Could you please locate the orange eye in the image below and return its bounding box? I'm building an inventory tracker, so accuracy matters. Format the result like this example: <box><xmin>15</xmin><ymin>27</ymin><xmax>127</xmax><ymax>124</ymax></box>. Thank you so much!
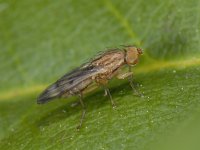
<box><xmin>126</xmin><ymin>47</ymin><xmax>138</xmax><ymax>65</ymax></box>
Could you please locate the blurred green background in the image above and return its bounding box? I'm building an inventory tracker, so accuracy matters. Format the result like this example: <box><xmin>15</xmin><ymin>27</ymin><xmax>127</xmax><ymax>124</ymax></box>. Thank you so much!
<box><xmin>0</xmin><ymin>0</ymin><xmax>200</xmax><ymax>149</ymax></box>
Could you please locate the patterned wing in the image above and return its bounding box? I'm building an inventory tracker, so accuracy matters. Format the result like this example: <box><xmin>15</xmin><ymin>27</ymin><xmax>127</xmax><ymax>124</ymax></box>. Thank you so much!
<box><xmin>37</xmin><ymin>65</ymin><xmax>102</xmax><ymax>104</ymax></box>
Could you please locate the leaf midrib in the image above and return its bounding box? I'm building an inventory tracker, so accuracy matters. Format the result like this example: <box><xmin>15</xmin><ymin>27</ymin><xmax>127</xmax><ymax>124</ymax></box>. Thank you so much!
<box><xmin>0</xmin><ymin>57</ymin><xmax>199</xmax><ymax>101</ymax></box>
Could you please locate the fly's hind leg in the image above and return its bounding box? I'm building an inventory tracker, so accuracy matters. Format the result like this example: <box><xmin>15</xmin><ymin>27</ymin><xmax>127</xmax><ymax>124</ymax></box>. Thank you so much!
<box><xmin>76</xmin><ymin>92</ymin><xmax>86</xmax><ymax>130</ymax></box>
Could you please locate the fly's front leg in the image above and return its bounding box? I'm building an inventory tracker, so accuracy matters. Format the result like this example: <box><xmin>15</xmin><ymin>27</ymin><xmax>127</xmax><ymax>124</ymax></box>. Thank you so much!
<box><xmin>117</xmin><ymin>72</ymin><xmax>133</xmax><ymax>80</ymax></box>
<box><xmin>76</xmin><ymin>92</ymin><xmax>86</xmax><ymax>130</ymax></box>
<box><xmin>128</xmin><ymin>66</ymin><xmax>143</xmax><ymax>97</ymax></box>
<box><xmin>117</xmin><ymin>66</ymin><xmax>143</xmax><ymax>97</ymax></box>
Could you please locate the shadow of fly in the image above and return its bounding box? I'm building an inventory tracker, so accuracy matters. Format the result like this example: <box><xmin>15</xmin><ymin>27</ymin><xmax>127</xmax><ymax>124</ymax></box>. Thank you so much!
<box><xmin>37</xmin><ymin>45</ymin><xmax>143</xmax><ymax>129</ymax></box>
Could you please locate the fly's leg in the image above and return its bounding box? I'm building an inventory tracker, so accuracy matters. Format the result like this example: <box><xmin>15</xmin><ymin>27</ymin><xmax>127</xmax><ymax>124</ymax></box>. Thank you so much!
<box><xmin>117</xmin><ymin>67</ymin><xmax>143</xmax><ymax>97</ymax></box>
<box><xmin>128</xmin><ymin>66</ymin><xmax>143</xmax><ymax>97</ymax></box>
<box><xmin>104</xmin><ymin>86</ymin><xmax>116</xmax><ymax>108</ymax></box>
<box><xmin>116</xmin><ymin>72</ymin><xmax>133</xmax><ymax>80</ymax></box>
<box><xmin>76</xmin><ymin>92</ymin><xmax>86</xmax><ymax>130</ymax></box>
<box><xmin>95</xmin><ymin>78</ymin><xmax>116</xmax><ymax>108</ymax></box>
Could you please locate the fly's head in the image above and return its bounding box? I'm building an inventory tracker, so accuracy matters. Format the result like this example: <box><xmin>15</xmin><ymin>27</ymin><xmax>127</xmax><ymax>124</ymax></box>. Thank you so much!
<box><xmin>124</xmin><ymin>46</ymin><xmax>143</xmax><ymax>66</ymax></box>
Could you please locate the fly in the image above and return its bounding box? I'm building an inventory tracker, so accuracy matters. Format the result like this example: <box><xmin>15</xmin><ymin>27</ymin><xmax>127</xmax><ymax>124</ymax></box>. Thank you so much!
<box><xmin>37</xmin><ymin>45</ymin><xmax>143</xmax><ymax>129</ymax></box>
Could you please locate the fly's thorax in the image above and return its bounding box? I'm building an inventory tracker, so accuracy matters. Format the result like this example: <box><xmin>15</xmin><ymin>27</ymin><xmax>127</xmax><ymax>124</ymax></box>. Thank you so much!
<box><xmin>124</xmin><ymin>46</ymin><xmax>143</xmax><ymax>66</ymax></box>
<box><xmin>92</xmin><ymin>51</ymin><xmax>124</xmax><ymax>66</ymax></box>
<box><xmin>91</xmin><ymin>51</ymin><xmax>125</xmax><ymax>79</ymax></box>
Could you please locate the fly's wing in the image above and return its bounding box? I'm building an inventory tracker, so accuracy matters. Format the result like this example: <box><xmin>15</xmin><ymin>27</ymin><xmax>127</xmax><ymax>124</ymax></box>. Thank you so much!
<box><xmin>37</xmin><ymin>65</ymin><xmax>102</xmax><ymax>104</ymax></box>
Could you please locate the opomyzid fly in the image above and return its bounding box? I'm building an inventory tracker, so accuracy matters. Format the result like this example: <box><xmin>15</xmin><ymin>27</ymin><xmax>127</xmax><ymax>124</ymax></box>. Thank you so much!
<box><xmin>37</xmin><ymin>46</ymin><xmax>143</xmax><ymax>129</ymax></box>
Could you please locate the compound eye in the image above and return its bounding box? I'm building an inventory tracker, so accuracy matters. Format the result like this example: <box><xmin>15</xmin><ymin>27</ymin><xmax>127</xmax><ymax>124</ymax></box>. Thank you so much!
<box><xmin>126</xmin><ymin>47</ymin><xmax>138</xmax><ymax>65</ymax></box>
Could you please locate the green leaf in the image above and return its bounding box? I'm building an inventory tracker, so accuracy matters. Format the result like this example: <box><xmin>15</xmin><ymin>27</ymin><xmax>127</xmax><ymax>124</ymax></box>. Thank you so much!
<box><xmin>0</xmin><ymin>0</ymin><xmax>200</xmax><ymax>149</ymax></box>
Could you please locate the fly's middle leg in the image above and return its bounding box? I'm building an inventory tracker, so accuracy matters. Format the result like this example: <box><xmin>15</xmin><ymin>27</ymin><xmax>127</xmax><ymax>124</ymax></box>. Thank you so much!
<box><xmin>95</xmin><ymin>78</ymin><xmax>116</xmax><ymax>108</ymax></box>
<box><xmin>104</xmin><ymin>86</ymin><xmax>116</xmax><ymax>108</ymax></box>
<box><xmin>76</xmin><ymin>92</ymin><xmax>86</xmax><ymax>130</ymax></box>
